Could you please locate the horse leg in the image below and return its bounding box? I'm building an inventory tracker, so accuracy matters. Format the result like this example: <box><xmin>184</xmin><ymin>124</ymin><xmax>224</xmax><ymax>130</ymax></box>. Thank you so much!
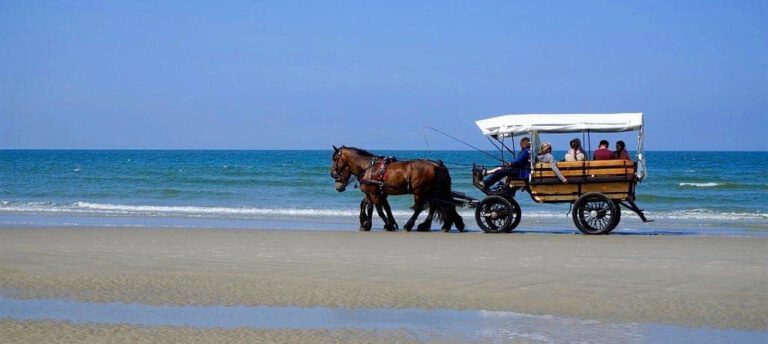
<box><xmin>359</xmin><ymin>197</ymin><xmax>372</xmax><ymax>231</ymax></box>
<box><xmin>366</xmin><ymin>192</ymin><xmax>390</xmax><ymax>231</ymax></box>
<box><xmin>364</xmin><ymin>191</ymin><xmax>378</xmax><ymax>231</ymax></box>
<box><xmin>403</xmin><ymin>197</ymin><xmax>425</xmax><ymax>232</ymax></box>
<box><xmin>381</xmin><ymin>196</ymin><xmax>398</xmax><ymax>231</ymax></box>
<box><xmin>359</xmin><ymin>198</ymin><xmax>366</xmax><ymax>230</ymax></box>
<box><xmin>417</xmin><ymin>201</ymin><xmax>436</xmax><ymax>231</ymax></box>
<box><xmin>373</xmin><ymin>203</ymin><xmax>393</xmax><ymax>231</ymax></box>
<box><xmin>375</xmin><ymin>205</ymin><xmax>388</xmax><ymax>225</ymax></box>
<box><xmin>366</xmin><ymin>200</ymin><xmax>374</xmax><ymax>228</ymax></box>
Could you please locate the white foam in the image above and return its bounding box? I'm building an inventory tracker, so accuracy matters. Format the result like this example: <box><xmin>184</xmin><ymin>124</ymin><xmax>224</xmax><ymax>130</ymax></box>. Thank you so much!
<box><xmin>653</xmin><ymin>209</ymin><xmax>768</xmax><ymax>221</ymax></box>
<box><xmin>0</xmin><ymin>201</ymin><xmax>766</xmax><ymax>223</ymax></box>
<box><xmin>73</xmin><ymin>202</ymin><xmax>363</xmax><ymax>217</ymax></box>
<box><xmin>679</xmin><ymin>182</ymin><xmax>720</xmax><ymax>187</ymax></box>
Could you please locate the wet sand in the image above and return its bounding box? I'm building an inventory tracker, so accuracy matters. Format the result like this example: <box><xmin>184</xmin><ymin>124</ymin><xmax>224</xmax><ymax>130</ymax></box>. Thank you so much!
<box><xmin>0</xmin><ymin>319</ymin><xmax>422</xmax><ymax>344</ymax></box>
<box><xmin>0</xmin><ymin>227</ymin><xmax>766</xmax><ymax>341</ymax></box>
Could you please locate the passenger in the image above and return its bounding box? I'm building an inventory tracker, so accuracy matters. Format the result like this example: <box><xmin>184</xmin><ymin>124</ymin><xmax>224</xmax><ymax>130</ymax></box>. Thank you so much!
<box><xmin>592</xmin><ymin>140</ymin><xmax>614</xmax><ymax>160</ymax></box>
<box><xmin>537</xmin><ymin>142</ymin><xmax>567</xmax><ymax>183</ymax></box>
<box><xmin>565</xmin><ymin>138</ymin><xmax>585</xmax><ymax>162</ymax></box>
<box><xmin>614</xmin><ymin>140</ymin><xmax>631</xmax><ymax>161</ymax></box>
<box><xmin>477</xmin><ymin>137</ymin><xmax>531</xmax><ymax>190</ymax></box>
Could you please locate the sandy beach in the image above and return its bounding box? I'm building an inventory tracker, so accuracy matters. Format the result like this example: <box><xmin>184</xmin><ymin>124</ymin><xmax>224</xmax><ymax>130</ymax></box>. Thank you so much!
<box><xmin>1</xmin><ymin>227</ymin><xmax>766</xmax><ymax>342</ymax></box>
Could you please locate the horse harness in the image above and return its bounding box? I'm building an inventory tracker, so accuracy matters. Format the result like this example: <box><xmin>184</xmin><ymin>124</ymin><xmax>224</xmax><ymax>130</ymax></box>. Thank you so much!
<box><xmin>360</xmin><ymin>156</ymin><xmax>398</xmax><ymax>192</ymax></box>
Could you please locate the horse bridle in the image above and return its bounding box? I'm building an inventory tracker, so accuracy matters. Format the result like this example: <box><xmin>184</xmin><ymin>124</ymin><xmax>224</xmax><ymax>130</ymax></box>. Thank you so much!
<box><xmin>332</xmin><ymin>149</ymin><xmax>390</xmax><ymax>188</ymax></box>
<box><xmin>331</xmin><ymin>151</ymin><xmax>353</xmax><ymax>187</ymax></box>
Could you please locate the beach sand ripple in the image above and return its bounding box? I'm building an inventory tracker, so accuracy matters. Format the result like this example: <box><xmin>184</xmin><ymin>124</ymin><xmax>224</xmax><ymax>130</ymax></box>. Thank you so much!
<box><xmin>0</xmin><ymin>228</ymin><xmax>766</xmax><ymax>333</ymax></box>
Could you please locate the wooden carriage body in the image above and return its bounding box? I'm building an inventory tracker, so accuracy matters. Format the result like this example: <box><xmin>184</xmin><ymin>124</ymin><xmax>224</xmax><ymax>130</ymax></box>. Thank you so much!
<box><xmin>527</xmin><ymin>160</ymin><xmax>636</xmax><ymax>203</ymax></box>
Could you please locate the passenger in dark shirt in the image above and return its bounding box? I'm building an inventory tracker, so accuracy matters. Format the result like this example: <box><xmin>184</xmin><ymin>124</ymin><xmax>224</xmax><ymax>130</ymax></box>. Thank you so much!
<box><xmin>477</xmin><ymin>137</ymin><xmax>531</xmax><ymax>190</ymax></box>
<box><xmin>592</xmin><ymin>140</ymin><xmax>614</xmax><ymax>160</ymax></box>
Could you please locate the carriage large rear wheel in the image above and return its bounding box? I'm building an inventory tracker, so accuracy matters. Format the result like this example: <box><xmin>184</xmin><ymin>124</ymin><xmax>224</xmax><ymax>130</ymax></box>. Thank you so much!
<box><xmin>572</xmin><ymin>193</ymin><xmax>620</xmax><ymax>235</ymax></box>
<box><xmin>475</xmin><ymin>195</ymin><xmax>521</xmax><ymax>233</ymax></box>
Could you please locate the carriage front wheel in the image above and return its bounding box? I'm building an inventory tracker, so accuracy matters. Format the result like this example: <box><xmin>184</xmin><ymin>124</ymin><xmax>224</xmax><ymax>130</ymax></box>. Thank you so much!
<box><xmin>572</xmin><ymin>193</ymin><xmax>620</xmax><ymax>235</ymax></box>
<box><xmin>475</xmin><ymin>195</ymin><xmax>522</xmax><ymax>233</ymax></box>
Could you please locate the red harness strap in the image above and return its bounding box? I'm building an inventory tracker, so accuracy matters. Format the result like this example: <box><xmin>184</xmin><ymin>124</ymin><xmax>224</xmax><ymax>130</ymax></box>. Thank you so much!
<box><xmin>360</xmin><ymin>157</ymin><xmax>394</xmax><ymax>189</ymax></box>
<box><xmin>376</xmin><ymin>160</ymin><xmax>387</xmax><ymax>182</ymax></box>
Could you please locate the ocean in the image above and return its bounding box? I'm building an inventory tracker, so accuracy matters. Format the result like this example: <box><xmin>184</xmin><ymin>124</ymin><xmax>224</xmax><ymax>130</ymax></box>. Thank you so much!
<box><xmin>1</xmin><ymin>150</ymin><xmax>766</xmax><ymax>235</ymax></box>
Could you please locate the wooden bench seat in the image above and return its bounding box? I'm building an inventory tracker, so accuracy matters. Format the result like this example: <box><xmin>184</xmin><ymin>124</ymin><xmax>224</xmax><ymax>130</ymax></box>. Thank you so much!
<box><xmin>533</xmin><ymin>160</ymin><xmax>635</xmax><ymax>180</ymax></box>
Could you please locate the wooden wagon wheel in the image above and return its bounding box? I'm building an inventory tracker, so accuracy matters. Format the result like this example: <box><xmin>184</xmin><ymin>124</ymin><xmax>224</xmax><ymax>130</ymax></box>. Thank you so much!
<box><xmin>572</xmin><ymin>193</ymin><xmax>619</xmax><ymax>235</ymax></box>
<box><xmin>475</xmin><ymin>195</ymin><xmax>522</xmax><ymax>233</ymax></box>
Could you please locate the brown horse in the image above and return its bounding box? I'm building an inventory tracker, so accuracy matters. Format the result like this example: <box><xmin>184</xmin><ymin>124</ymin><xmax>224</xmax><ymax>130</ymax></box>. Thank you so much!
<box><xmin>330</xmin><ymin>145</ymin><xmax>464</xmax><ymax>232</ymax></box>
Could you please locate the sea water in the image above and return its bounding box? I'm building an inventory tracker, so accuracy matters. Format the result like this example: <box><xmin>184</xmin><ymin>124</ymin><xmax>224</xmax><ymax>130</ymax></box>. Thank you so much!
<box><xmin>1</xmin><ymin>150</ymin><xmax>766</xmax><ymax>234</ymax></box>
<box><xmin>1</xmin><ymin>296</ymin><xmax>765</xmax><ymax>343</ymax></box>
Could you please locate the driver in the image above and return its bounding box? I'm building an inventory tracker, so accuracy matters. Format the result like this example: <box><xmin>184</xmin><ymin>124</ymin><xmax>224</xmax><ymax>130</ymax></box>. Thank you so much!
<box><xmin>476</xmin><ymin>137</ymin><xmax>531</xmax><ymax>190</ymax></box>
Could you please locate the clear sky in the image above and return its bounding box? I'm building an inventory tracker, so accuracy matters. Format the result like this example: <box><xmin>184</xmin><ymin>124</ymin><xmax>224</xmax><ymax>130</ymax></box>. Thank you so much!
<box><xmin>1</xmin><ymin>1</ymin><xmax>766</xmax><ymax>151</ymax></box>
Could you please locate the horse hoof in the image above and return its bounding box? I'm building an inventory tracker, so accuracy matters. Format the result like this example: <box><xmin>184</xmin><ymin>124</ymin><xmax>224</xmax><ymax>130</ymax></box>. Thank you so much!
<box><xmin>359</xmin><ymin>227</ymin><xmax>371</xmax><ymax>232</ymax></box>
<box><xmin>441</xmin><ymin>228</ymin><xmax>451</xmax><ymax>233</ymax></box>
<box><xmin>416</xmin><ymin>224</ymin><xmax>431</xmax><ymax>231</ymax></box>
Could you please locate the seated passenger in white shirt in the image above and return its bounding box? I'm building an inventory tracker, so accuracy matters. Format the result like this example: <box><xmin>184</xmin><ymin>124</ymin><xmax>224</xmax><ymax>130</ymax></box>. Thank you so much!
<box><xmin>564</xmin><ymin>138</ymin><xmax>585</xmax><ymax>162</ymax></box>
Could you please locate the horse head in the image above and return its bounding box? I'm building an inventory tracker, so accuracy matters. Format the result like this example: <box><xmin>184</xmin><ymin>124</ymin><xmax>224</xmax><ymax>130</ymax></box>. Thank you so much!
<box><xmin>330</xmin><ymin>145</ymin><xmax>352</xmax><ymax>192</ymax></box>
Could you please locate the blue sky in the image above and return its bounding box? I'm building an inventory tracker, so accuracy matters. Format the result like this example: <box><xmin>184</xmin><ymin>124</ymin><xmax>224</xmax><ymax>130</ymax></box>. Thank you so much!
<box><xmin>1</xmin><ymin>1</ymin><xmax>766</xmax><ymax>151</ymax></box>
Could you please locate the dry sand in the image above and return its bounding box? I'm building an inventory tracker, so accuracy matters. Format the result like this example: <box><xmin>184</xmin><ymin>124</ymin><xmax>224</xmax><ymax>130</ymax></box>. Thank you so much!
<box><xmin>0</xmin><ymin>227</ymin><xmax>766</xmax><ymax>341</ymax></box>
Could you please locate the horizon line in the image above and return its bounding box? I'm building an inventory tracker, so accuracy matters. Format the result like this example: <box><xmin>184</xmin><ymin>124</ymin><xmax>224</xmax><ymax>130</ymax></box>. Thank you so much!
<box><xmin>2</xmin><ymin>148</ymin><xmax>767</xmax><ymax>153</ymax></box>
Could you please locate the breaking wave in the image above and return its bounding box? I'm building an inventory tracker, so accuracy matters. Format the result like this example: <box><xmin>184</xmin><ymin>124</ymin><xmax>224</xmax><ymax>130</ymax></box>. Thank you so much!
<box><xmin>0</xmin><ymin>201</ymin><xmax>766</xmax><ymax>223</ymax></box>
<box><xmin>679</xmin><ymin>182</ymin><xmax>721</xmax><ymax>187</ymax></box>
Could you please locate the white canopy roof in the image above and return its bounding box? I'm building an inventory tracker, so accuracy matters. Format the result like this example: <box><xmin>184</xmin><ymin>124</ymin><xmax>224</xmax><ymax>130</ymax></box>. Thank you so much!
<box><xmin>476</xmin><ymin>113</ymin><xmax>643</xmax><ymax>137</ymax></box>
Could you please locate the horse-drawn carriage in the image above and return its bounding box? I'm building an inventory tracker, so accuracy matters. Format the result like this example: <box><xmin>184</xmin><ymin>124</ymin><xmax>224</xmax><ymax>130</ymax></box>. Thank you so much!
<box><xmin>452</xmin><ymin>113</ymin><xmax>652</xmax><ymax>234</ymax></box>
<box><xmin>331</xmin><ymin>113</ymin><xmax>650</xmax><ymax>234</ymax></box>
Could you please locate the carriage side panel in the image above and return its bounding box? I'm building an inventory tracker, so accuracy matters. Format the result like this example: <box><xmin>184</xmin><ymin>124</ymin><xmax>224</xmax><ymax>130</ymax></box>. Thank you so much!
<box><xmin>529</xmin><ymin>160</ymin><xmax>636</xmax><ymax>203</ymax></box>
<box><xmin>529</xmin><ymin>182</ymin><xmax>632</xmax><ymax>202</ymax></box>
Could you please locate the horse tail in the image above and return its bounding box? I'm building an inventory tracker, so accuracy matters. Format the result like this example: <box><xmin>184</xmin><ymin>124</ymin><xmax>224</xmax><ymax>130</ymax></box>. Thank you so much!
<box><xmin>433</xmin><ymin>201</ymin><xmax>465</xmax><ymax>231</ymax></box>
<box><xmin>451</xmin><ymin>205</ymin><xmax>465</xmax><ymax>231</ymax></box>
<box><xmin>431</xmin><ymin>165</ymin><xmax>463</xmax><ymax>231</ymax></box>
<box><xmin>434</xmin><ymin>201</ymin><xmax>450</xmax><ymax>224</ymax></box>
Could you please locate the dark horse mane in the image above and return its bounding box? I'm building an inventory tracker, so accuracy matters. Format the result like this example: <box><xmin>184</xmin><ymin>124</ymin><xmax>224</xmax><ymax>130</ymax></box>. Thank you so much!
<box><xmin>342</xmin><ymin>146</ymin><xmax>444</xmax><ymax>166</ymax></box>
<box><xmin>341</xmin><ymin>146</ymin><xmax>375</xmax><ymax>158</ymax></box>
